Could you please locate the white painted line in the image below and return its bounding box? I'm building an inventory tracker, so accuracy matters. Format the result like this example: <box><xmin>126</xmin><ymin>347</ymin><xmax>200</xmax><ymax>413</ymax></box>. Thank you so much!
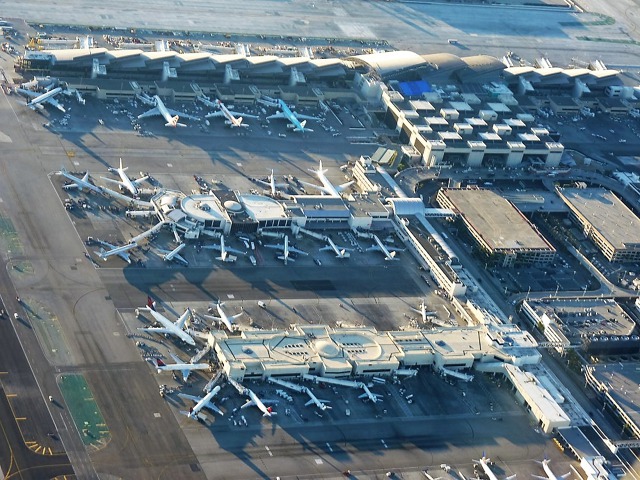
<box><xmin>154</xmin><ymin>412</ymin><xmax>161</xmax><ymax>418</ymax></box>
<box><xmin>236</xmin><ymin>162</ymin><xmax>243</xmax><ymax>167</ymax></box>
<box><xmin>315</xmin><ymin>458</ymin><xmax>323</xmax><ymax>465</ymax></box>
<box><xmin>381</xmin><ymin>439</ymin><xmax>388</xmax><ymax>449</ymax></box>
<box><xmin>167</xmin><ymin>163</ymin><xmax>173</xmax><ymax>168</ymax></box>
<box><xmin>73</xmin><ymin>161</ymin><xmax>80</xmax><ymax>166</ymax></box>
<box><xmin>265</xmin><ymin>446</ymin><xmax>273</xmax><ymax>457</ymax></box>
<box><xmin>326</xmin><ymin>442</ymin><xmax>333</xmax><ymax>452</ymax></box>
<box><xmin>227</xmin><ymin>294</ymin><xmax>235</xmax><ymax>299</ymax></box>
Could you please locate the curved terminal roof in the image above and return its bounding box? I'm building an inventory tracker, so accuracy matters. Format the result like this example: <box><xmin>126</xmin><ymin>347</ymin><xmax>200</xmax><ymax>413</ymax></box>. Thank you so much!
<box><xmin>180</xmin><ymin>194</ymin><xmax>228</xmax><ymax>223</ymax></box>
<box><xmin>348</xmin><ymin>50</ymin><xmax>427</xmax><ymax>76</ymax></box>
<box><xmin>238</xmin><ymin>194</ymin><xmax>287</xmax><ymax>220</ymax></box>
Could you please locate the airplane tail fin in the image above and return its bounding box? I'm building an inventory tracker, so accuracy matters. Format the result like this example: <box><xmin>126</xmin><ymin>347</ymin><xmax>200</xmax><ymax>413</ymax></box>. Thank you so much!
<box><xmin>166</xmin><ymin>115</ymin><xmax>182</xmax><ymax>127</ymax></box>
<box><xmin>147</xmin><ymin>296</ymin><xmax>156</xmax><ymax>311</ymax></box>
<box><xmin>119</xmin><ymin>157</ymin><xmax>127</xmax><ymax>171</ymax></box>
<box><xmin>386</xmin><ymin>251</ymin><xmax>397</xmax><ymax>260</ymax></box>
<box><xmin>237</xmin><ymin>117</ymin><xmax>243</xmax><ymax>126</ymax></box>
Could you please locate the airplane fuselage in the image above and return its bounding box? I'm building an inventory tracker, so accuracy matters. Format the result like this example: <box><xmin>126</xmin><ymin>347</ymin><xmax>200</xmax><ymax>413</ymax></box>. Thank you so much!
<box><xmin>278</xmin><ymin>99</ymin><xmax>305</xmax><ymax>131</ymax></box>
<box><xmin>27</xmin><ymin>87</ymin><xmax>62</xmax><ymax>108</ymax></box>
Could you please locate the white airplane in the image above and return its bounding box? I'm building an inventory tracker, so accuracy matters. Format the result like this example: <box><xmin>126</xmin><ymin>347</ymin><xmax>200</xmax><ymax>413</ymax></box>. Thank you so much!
<box><xmin>228</xmin><ymin>377</ymin><xmax>277</xmax><ymax>417</ymax></box>
<box><xmin>474</xmin><ymin>453</ymin><xmax>516</xmax><ymax>480</ymax></box>
<box><xmin>532</xmin><ymin>459</ymin><xmax>571</xmax><ymax>480</ymax></box>
<box><xmin>320</xmin><ymin>236</ymin><xmax>351</xmax><ymax>259</ymax></box>
<box><xmin>94</xmin><ymin>240</ymin><xmax>137</xmax><ymax>263</ymax></box>
<box><xmin>203</xmin><ymin>236</ymin><xmax>245</xmax><ymax>263</ymax></box>
<box><xmin>138</xmin><ymin>94</ymin><xmax>200</xmax><ymax>127</ymax></box>
<box><xmin>264</xmin><ymin>235</ymin><xmax>308</xmax><ymax>265</ymax></box>
<box><xmin>265</xmin><ymin>98</ymin><xmax>318</xmax><ymax>132</ymax></box>
<box><xmin>199</xmin><ymin>96</ymin><xmax>257</xmax><ymax>128</ymax></box>
<box><xmin>411</xmin><ymin>300</ymin><xmax>438</xmax><ymax>323</ymax></box>
<box><xmin>138</xmin><ymin>307</ymin><xmax>196</xmax><ymax>346</ymax></box>
<box><xmin>101</xmin><ymin>158</ymin><xmax>149</xmax><ymax>196</ymax></box>
<box><xmin>157</xmin><ymin>243</ymin><xmax>189</xmax><ymax>266</ymax></box>
<box><xmin>299</xmin><ymin>160</ymin><xmax>353</xmax><ymax>197</ymax></box>
<box><xmin>204</xmin><ymin>301</ymin><xmax>243</xmax><ymax>332</ymax></box>
<box><xmin>366</xmin><ymin>235</ymin><xmax>404</xmax><ymax>261</ymax></box>
<box><xmin>153</xmin><ymin>352</ymin><xmax>209</xmax><ymax>382</ymax></box>
<box><xmin>358</xmin><ymin>384</ymin><xmax>383</xmax><ymax>403</ymax></box>
<box><xmin>17</xmin><ymin>86</ymin><xmax>66</xmax><ymax>112</ymax></box>
<box><xmin>57</xmin><ymin>168</ymin><xmax>102</xmax><ymax>193</ymax></box>
<box><xmin>268</xmin><ymin>377</ymin><xmax>331</xmax><ymax>411</ymax></box>
<box><xmin>178</xmin><ymin>385</ymin><xmax>224</xmax><ymax>418</ymax></box>
<box><xmin>256</xmin><ymin>170</ymin><xmax>286</xmax><ymax>196</ymax></box>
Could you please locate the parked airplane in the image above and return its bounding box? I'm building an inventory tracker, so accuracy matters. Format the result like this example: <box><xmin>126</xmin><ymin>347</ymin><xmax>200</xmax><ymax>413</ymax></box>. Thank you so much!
<box><xmin>320</xmin><ymin>236</ymin><xmax>351</xmax><ymax>259</ymax></box>
<box><xmin>137</xmin><ymin>94</ymin><xmax>200</xmax><ymax>127</ymax></box>
<box><xmin>366</xmin><ymin>235</ymin><xmax>404</xmax><ymax>261</ymax></box>
<box><xmin>411</xmin><ymin>300</ymin><xmax>438</xmax><ymax>323</ymax></box>
<box><xmin>94</xmin><ymin>240</ymin><xmax>137</xmax><ymax>263</ymax></box>
<box><xmin>204</xmin><ymin>301</ymin><xmax>243</xmax><ymax>332</ymax></box>
<box><xmin>268</xmin><ymin>377</ymin><xmax>331</xmax><ymax>411</ymax></box>
<box><xmin>204</xmin><ymin>236</ymin><xmax>245</xmax><ymax>263</ymax></box>
<box><xmin>17</xmin><ymin>86</ymin><xmax>66</xmax><ymax>112</ymax></box>
<box><xmin>178</xmin><ymin>385</ymin><xmax>224</xmax><ymax>418</ymax></box>
<box><xmin>299</xmin><ymin>160</ymin><xmax>353</xmax><ymax>197</ymax></box>
<box><xmin>264</xmin><ymin>235</ymin><xmax>308</xmax><ymax>265</ymax></box>
<box><xmin>228</xmin><ymin>377</ymin><xmax>277</xmax><ymax>417</ymax></box>
<box><xmin>263</xmin><ymin>97</ymin><xmax>318</xmax><ymax>132</ymax></box>
<box><xmin>157</xmin><ymin>243</ymin><xmax>189</xmax><ymax>266</ymax></box>
<box><xmin>358</xmin><ymin>383</ymin><xmax>383</xmax><ymax>403</ymax></box>
<box><xmin>473</xmin><ymin>453</ymin><xmax>516</xmax><ymax>480</ymax></box>
<box><xmin>57</xmin><ymin>168</ymin><xmax>102</xmax><ymax>193</ymax></box>
<box><xmin>153</xmin><ymin>352</ymin><xmax>209</xmax><ymax>382</ymax></box>
<box><xmin>532</xmin><ymin>458</ymin><xmax>570</xmax><ymax>480</ymax></box>
<box><xmin>138</xmin><ymin>307</ymin><xmax>196</xmax><ymax>346</ymax></box>
<box><xmin>101</xmin><ymin>158</ymin><xmax>149</xmax><ymax>196</ymax></box>
<box><xmin>198</xmin><ymin>95</ymin><xmax>258</xmax><ymax>128</ymax></box>
<box><xmin>256</xmin><ymin>169</ymin><xmax>286</xmax><ymax>196</ymax></box>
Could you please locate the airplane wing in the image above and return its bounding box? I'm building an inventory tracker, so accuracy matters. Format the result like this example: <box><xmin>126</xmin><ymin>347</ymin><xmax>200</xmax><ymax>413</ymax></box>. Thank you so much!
<box><xmin>17</xmin><ymin>88</ymin><xmax>39</xmax><ymax>99</ymax></box>
<box><xmin>132</xmin><ymin>176</ymin><xmax>149</xmax><ymax>187</ymax></box>
<box><xmin>171</xmin><ymin>253</ymin><xmax>189</xmax><ymax>266</ymax></box>
<box><xmin>335</xmin><ymin>181</ymin><xmax>355</xmax><ymax>193</ymax></box>
<box><xmin>298</xmin><ymin>180</ymin><xmax>331</xmax><ymax>195</ymax></box>
<box><xmin>264</xmin><ymin>243</ymin><xmax>284</xmax><ymax>251</ymax></box>
<box><xmin>225</xmin><ymin>246</ymin><xmax>246</xmax><ymax>256</ymax></box>
<box><xmin>138</xmin><ymin>107</ymin><xmax>161</xmax><ymax>119</ymax></box>
<box><xmin>241</xmin><ymin>399</ymin><xmax>255</xmax><ymax>409</ymax></box>
<box><xmin>100</xmin><ymin>176</ymin><xmax>125</xmax><ymax>188</ymax></box>
<box><xmin>139</xmin><ymin>326</ymin><xmax>171</xmax><ymax>334</ymax></box>
<box><xmin>165</xmin><ymin>108</ymin><xmax>200</xmax><ymax>121</ymax></box>
<box><xmin>205</xmin><ymin>111</ymin><xmax>224</xmax><ymax>118</ymax></box>
<box><xmin>293</xmin><ymin>112</ymin><xmax>320</xmax><ymax>121</ymax></box>
<box><xmin>229</xmin><ymin>111</ymin><xmax>259</xmax><ymax>119</ymax></box>
<box><xmin>266</xmin><ymin>112</ymin><xmax>286</xmax><ymax>120</ymax></box>
<box><xmin>45</xmin><ymin>96</ymin><xmax>66</xmax><ymax>113</ymax></box>
<box><xmin>289</xmin><ymin>246</ymin><xmax>308</xmax><ymax>256</ymax></box>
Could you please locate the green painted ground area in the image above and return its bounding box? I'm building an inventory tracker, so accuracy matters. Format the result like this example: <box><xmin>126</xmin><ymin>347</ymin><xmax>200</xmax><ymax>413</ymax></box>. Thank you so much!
<box><xmin>24</xmin><ymin>298</ymin><xmax>74</xmax><ymax>366</ymax></box>
<box><xmin>57</xmin><ymin>374</ymin><xmax>110</xmax><ymax>450</ymax></box>
<box><xmin>0</xmin><ymin>216</ymin><xmax>24</xmax><ymax>256</ymax></box>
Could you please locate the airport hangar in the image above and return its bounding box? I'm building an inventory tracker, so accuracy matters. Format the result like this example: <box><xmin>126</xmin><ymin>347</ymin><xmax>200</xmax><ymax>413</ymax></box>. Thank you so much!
<box><xmin>556</xmin><ymin>187</ymin><xmax>640</xmax><ymax>263</ymax></box>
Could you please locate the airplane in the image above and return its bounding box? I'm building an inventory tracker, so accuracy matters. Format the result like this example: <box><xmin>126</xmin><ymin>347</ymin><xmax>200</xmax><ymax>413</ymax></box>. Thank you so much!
<box><xmin>320</xmin><ymin>236</ymin><xmax>351</xmax><ymax>259</ymax></box>
<box><xmin>268</xmin><ymin>377</ymin><xmax>331</xmax><ymax>411</ymax></box>
<box><xmin>264</xmin><ymin>97</ymin><xmax>318</xmax><ymax>133</ymax></box>
<box><xmin>101</xmin><ymin>158</ymin><xmax>149</xmax><ymax>196</ymax></box>
<box><xmin>532</xmin><ymin>458</ymin><xmax>571</xmax><ymax>480</ymax></box>
<box><xmin>178</xmin><ymin>385</ymin><xmax>224</xmax><ymax>418</ymax></box>
<box><xmin>137</xmin><ymin>307</ymin><xmax>196</xmax><ymax>346</ymax></box>
<box><xmin>473</xmin><ymin>453</ymin><xmax>516</xmax><ymax>480</ymax></box>
<box><xmin>256</xmin><ymin>169</ymin><xmax>286</xmax><ymax>196</ymax></box>
<box><xmin>411</xmin><ymin>300</ymin><xmax>439</xmax><ymax>323</ymax></box>
<box><xmin>264</xmin><ymin>235</ymin><xmax>308</xmax><ymax>265</ymax></box>
<box><xmin>203</xmin><ymin>236</ymin><xmax>245</xmax><ymax>263</ymax></box>
<box><xmin>198</xmin><ymin>96</ymin><xmax>258</xmax><ymax>128</ymax></box>
<box><xmin>228</xmin><ymin>377</ymin><xmax>277</xmax><ymax>417</ymax></box>
<box><xmin>204</xmin><ymin>301</ymin><xmax>243</xmax><ymax>332</ymax></box>
<box><xmin>94</xmin><ymin>240</ymin><xmax>137</xmax><ymax>263</ymax></box>
<box><xmin>57</xmin><ymin>168</ymin><xmax>103</xmax><ymax>193</ymax></box>
<box><xmin>153</xmin><ymin>352</ymin><xmax>210</xmax><ymax>382</ymax></box>
<box><xmin>16</xmin><ymin>86</ymin><xmax>66</xmax><ymax>112</ymax></box>
<box><xmin>157</xmin><ymin>243</ymin><xmax>189</xmax><ymax>266</ymax></box>
<box><xmin>358</xmin><ymin>383</ymin><xmax>383</xmax><ymax>403</ymax></box>
<box><xmin>366</xmin><ymin>234</ymin><xmax>404</xmax><ymax>261</ymax></box>
<box><xmin>137</xmin><ymin>94</ymin><xmax>200</xmax><ymax>127</ymax></box>
<box><xmin>299</xmin><ymin>160</ymin><xmax>354</xmax><ymax>197</ymax></box>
